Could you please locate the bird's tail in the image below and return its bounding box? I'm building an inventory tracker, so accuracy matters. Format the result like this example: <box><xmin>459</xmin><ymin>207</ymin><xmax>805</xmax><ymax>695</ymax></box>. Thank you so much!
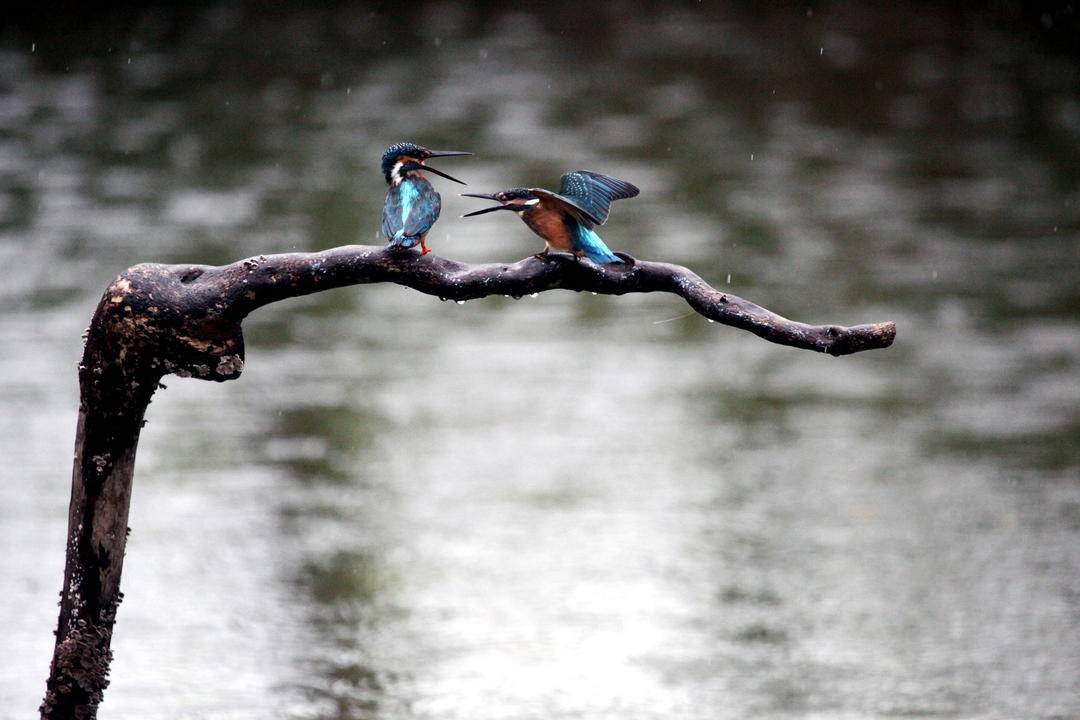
<box><xmin>583</xmin><ymin>245</ymin><xmax>622</xmax><ymax>264</ymax></box>
<box><xmin>575</xmin><ymin>226</ymin><xmax>624</xmax><ymax>264</ymax></box>
<box><xmin>389</xmin><ymin>230</ymin><xmax>420</xmax><ymax>249</ymax></box>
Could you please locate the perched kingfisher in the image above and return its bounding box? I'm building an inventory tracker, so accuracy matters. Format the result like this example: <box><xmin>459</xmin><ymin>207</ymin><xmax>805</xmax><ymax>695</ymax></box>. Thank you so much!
<box><xmin>381</xmin><ymin>142</ymin><xmax>471</xmax><ymax>255</ymax></box>
<box><xmin>461</xmin><ymin>170</ymin><xmax>639</xmax><ymax>264</ymax></box>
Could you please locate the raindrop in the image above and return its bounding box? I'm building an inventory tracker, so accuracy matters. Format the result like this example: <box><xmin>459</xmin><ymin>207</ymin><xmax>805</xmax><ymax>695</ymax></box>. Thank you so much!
<box><xmin>31</xmin><ymin>42</ymin><xmax>35</xmax><ymax>53</ymax></box>
<box><xmin>726</xmin><ymin>273</ymin><xmax>731</xmax><ymax>283</ymax></box>
<box><xmin>455</xmin><ymin>300</ymin><xmax>466</xmax><ymax>305</ymax></box>
<box><xmin>750</xmin><ymin>153</ymin><xmax>754</xmax><ymax>161</ymax></box>
<box><xmin>707</xmin><ymin>319</ymin><xmax>715</xmax><ymax>323</ymax></box>
<box><xmin>819</xmin><ymin>47</ymin><xmax>824</xmax><ymax>55</ymax></box>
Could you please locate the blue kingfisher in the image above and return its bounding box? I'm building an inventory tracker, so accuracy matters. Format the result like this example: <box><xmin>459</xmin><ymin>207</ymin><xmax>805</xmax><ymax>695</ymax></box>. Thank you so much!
<box><xmin>461</xmin><ymin>170</ymin><xmax>639</xmax><ymax>264</ymax></box>
<box><xmin>381</xmin><ymin>142</ymin><xmax>471</xmax><ymax>255</ymax></box>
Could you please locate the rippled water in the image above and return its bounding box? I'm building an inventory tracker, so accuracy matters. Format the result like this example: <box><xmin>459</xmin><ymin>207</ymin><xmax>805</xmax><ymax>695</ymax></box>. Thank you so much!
<box><xmin>2</xmin><ymin>4</ymin><xmax>1079</xmax><ymax>719</ymax></box>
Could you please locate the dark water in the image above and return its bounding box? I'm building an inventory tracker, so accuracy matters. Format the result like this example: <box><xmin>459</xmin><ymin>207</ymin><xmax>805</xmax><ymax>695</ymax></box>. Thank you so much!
<box><xmin>2</xmin><ymin>4</ymin><xmax>1079</xmax><ymax>719</ymax></box>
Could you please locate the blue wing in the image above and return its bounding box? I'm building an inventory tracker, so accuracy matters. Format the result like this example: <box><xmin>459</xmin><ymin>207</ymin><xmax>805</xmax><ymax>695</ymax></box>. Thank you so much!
<box><xmin>571</xmin><ymin>223</ymin><xmax>623</xmax><ymax>264</ymax></box>
<box><xmin>549</xmin><ymin>170</ymin><xmax>639</xmax><ymax>226</ymax></box>
<box><xmin>382</xmin><ymin>178</ymin><xmax>441</xmax><ymax>246</ymax></box>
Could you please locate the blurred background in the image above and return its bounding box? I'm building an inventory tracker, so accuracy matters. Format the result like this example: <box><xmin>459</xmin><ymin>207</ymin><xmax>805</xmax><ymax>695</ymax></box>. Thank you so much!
<box><xmin>1</xmin><ymin>2</ymin><xmax>1078</xmax><ymax>718</ymax></box>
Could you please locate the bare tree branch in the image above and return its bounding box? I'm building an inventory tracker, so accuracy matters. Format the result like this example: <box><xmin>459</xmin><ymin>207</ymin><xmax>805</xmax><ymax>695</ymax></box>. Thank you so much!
<box><xmin>181</xmin><ymin>245</ymin><xmax>895</xmax><ymax>356</ymax></box>
<box><xmin>42</xmin><ymin>245</ymin><xmax>894</xmax><ymax>718</ymax></box>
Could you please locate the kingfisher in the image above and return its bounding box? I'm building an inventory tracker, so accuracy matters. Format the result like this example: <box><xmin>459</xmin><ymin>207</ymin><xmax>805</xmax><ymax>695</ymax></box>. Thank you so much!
<box><xmin>461</xmin><ymin>170</ymin><xmax>639</xmax><ymax>264</ymax></box>
<box><xmin>381</xmin><ymin>142</ymin><xmax>471</xmax><ymax>255</ymax></box>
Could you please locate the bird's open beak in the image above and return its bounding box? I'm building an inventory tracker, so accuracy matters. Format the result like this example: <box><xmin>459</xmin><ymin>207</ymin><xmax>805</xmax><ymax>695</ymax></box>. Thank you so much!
<box><xmin>411</xmin><ymin>162</ymin><xmax>467</xmax><ymax>185</ymax></box>
<box><xmin>460</xmin><ymin>193</ymin><xmax>520</xmax><ymax>217</ymax></box>
<box><xmin>425</xmin><ymin>150</ymin><xmax>472</xmax><ymax>159</ymax></box>
<box><xmin>461</xmin><ymin>205</ymin><xmax>516</xmax><ymax>217</ymax></box>
<box><xmin>416</xmin><ymin>150</ymin><xmax>471</xmax><ymax>185</ymax></box>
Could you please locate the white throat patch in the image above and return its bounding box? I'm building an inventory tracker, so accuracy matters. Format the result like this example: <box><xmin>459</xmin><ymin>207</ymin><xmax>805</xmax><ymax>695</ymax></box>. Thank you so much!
<box><xmin>391</xmin><ymin>161</ymin><xmax>406</xmax><ymax>186</ymax></box>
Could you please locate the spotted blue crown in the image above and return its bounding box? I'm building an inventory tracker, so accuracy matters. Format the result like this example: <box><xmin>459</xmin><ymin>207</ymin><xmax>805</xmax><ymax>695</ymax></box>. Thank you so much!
<box><xmin>494</xmin><ymin>188</ymin><xmax>535</xmax><ymax>201</ymax></box>
<box><xmin>381</xmin><ymin>142</ymin><xmax>427</xmax><ymax>179</ymax></box>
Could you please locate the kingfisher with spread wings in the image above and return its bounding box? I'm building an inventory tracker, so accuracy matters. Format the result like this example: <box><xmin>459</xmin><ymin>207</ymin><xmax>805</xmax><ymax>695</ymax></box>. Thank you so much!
<box><xmin>380</xmin><ymin>142</ymin><xmax>471</xmax><ymax>255</ymax></box>
<box><xmin>461</xmin><ymin>170</ymin><xmax>639</xmax><ymax>264</ymax></box>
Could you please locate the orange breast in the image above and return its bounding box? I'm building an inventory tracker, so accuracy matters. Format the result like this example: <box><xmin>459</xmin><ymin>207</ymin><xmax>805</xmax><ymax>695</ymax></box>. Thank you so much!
<box><xmin>523</xmin><ymin>208</ymin><xmax>573</xmax><ymax>252</ymax></box>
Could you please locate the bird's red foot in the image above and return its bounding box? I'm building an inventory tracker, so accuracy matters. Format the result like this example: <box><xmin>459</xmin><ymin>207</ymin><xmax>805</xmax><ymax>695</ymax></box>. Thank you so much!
<box><xmin>420</xmin><ymin>243</ymin><xmax>431</xmax><ymax>256</ymax></box>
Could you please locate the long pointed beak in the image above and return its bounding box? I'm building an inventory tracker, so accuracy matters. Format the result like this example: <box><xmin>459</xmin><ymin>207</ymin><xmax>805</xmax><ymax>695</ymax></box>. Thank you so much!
<box><xmin>425</xmin><ymin>150</ymin><xmax>472</xmax><ymax>158</ymax></box>
<box><xmin>420</xmin><ymin>163</ymin><xmax>468</xmax><ymax>185</ymax></box>
<box><xmin>460</xmin><ymin>192</ymin><xmax>500</xmax><ymax>201</ymax></box>
<box><xmin>461</xmin><ymin>204</ymin><xmax>521</xmax><ymax>218</ymax></box>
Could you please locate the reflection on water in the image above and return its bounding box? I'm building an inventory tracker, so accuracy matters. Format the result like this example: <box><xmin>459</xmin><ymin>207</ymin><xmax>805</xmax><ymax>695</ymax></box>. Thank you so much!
<box><xmin>2</xmin><ymin>3</ymin><xmax>1079</xmax><ymax>719</ymax></box>
<box><xmin>268</xmin><ymin>403</ymin><xmax>383</xmax><ymax>484</ymax></box>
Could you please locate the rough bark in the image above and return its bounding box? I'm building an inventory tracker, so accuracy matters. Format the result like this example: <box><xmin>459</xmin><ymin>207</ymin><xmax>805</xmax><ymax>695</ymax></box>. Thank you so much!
<box><xmin>41</xmin><ymin>246</ymin><xmax>895</xmax><ymax>718</ymax></box>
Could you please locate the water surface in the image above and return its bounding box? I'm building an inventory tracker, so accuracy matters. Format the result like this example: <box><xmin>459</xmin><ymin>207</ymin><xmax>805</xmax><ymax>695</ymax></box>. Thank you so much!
<box><xmin>1</xmin><ymin>4</ymin><xmax>1078</xmax><ymax>719</ymax></box>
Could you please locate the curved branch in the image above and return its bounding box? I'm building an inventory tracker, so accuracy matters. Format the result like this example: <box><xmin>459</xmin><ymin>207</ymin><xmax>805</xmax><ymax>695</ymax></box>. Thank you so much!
<box><xmin>42</xmin><ymin>244</ymin><xmax>893</xmax><ymax>719</ymax></box>
<box><xmin>180</xmin><ymin>245</ymin><xmax>895</xmax><ymax>357</ymax></box>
